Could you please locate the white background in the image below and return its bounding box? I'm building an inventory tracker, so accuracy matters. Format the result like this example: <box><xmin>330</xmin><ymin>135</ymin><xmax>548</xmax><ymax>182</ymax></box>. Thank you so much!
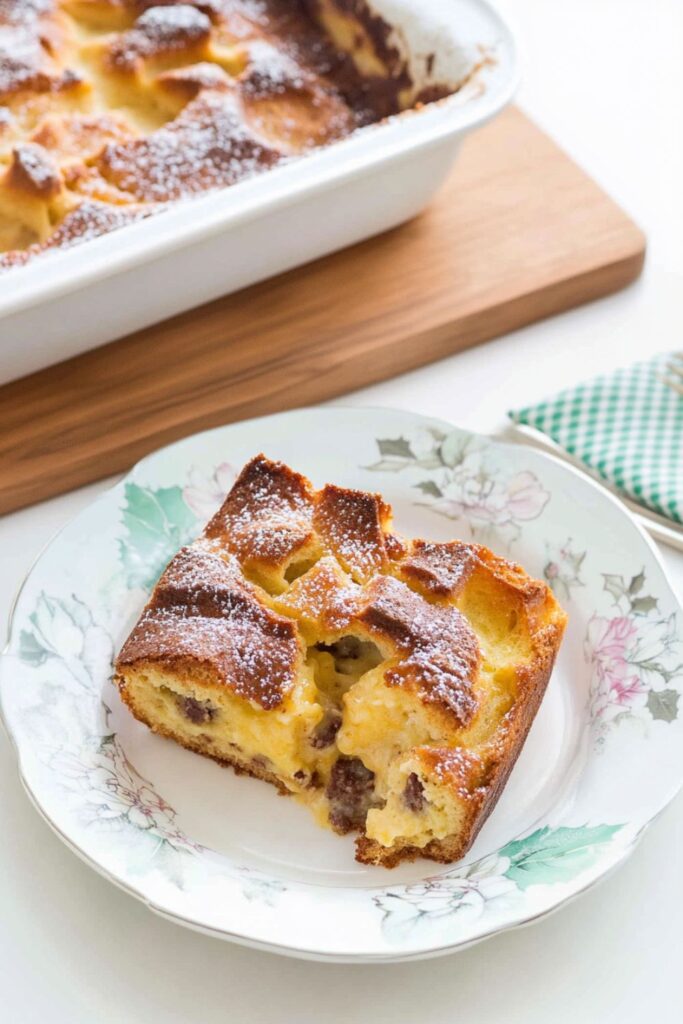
<box><xmin>1</xmin><ymin>0</ymin><xmax>682</xmax><ymax>1019</ymax></box>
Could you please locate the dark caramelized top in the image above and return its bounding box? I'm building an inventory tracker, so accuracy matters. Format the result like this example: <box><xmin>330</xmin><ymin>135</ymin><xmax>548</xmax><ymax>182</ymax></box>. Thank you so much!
<box><xmin>117</xmin><ymin>541</ymin><xmax>302</xmax><ymax>709</ymax></box>
<box><xmin>313</xmin><ymin>483</ymin><xmax>395</xmax><ymax>582</ymax></box>
<box><xmin>205</xmin><ymin>454</ymin><xmax>316</xmax><ymax>567</ymax></box>
<box><xmin>117</xmin><ymin>454</ymin><xmax>484</xmax><ymax>724</ymax></box>
<box><xmin>0</xmin><ymin>0</ymin><xmax>455</xmax><ymax>268</ymax></box>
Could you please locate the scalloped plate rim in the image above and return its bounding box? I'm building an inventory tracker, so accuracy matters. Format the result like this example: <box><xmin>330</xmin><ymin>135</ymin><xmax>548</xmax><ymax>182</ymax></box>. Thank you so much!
<box><xmin>1</xmin><ymin>404</ymin><xmax>681</xmax><ymax>962</ymax></box>
<box><xmin>8</xmin><ymin>756</ymin><xmax>651</xmax><ymax>963</ymax></box>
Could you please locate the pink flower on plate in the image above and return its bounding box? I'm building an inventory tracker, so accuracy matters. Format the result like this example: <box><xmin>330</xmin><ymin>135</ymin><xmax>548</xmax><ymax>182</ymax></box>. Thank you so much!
<box><xmin>439</xmin><ymin>470</ymin><xmax>550</xmax><ymax>527</ymax></box>
<box><xmin>586</xmin><ymin>614</ymin><xmax>648</xmax><ymax>717</ymax></box>
<box><xmin>610</xmin><ymin>674</ymin><xmax>646</xmax><ymax>707</ymax></box>
<box><xmin>587</xmin><ymin>615</ymin><xmax>638</xmax><ymax>682</ymax></box>
<box><xmin>505</xmin><ymin>471</ymin><xmax>551</xmax><ymax>522</ymax></box>
<box><xmin>183</xmin><ymin>462</ymin><xmax>236</xmax><ymax>520</ymax></box>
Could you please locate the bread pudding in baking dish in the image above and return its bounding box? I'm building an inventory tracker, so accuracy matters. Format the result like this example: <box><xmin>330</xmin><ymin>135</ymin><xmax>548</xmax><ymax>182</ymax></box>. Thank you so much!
<box><xmin>115</xmin><ymin>455</ymin><xmax>567</xmax><ymax>867</ymax></box>
<box><xmin>0</xmin><ymin>0</ymin><xmax>465</xmax><ymax>269</ymax></box>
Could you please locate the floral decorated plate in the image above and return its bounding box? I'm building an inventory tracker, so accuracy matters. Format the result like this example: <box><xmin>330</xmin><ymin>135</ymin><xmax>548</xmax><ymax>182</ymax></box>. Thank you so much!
<box><xmin>1</xmin><ymin>407</ymin><xmax>682</xmax><ymax>962</ymax></box>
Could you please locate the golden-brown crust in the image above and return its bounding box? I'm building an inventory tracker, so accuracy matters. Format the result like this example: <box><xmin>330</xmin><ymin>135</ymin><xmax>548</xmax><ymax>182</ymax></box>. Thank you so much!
<box><xmin>95</xmin><ymin>90</ymin><xmax>282</xmax><ymax>202</ymax></box>
<box><xmin>236</xmin><ymin>37</ymin><xmax>356</xmax><ymax>151</ymax></box>
<box><xmin>275</xmin><ymin>541</ymin><xmax>481</xmax><ymax>726</ymax></box>
<box><xmin>313</xmin><ymin>484</ymin><xmax>393</xmax><ymax>582</ymax></box>
<box><xmin>397</xmin><ymin>539</ymin><xmax>478</xmax><ymax>599</ymax></box>
<box><xmin>0</xmin><ymin>0</ymin><xmax>72</xmax><ymax>99</ymax></box>
<box><xmin>117</xmin><ymin>456</ymin><xmax>485</xmax><ymax>726</ymax></box>
<box><xmin>396</xmin><ymin>539</ymin><xmax>554</xmax><ymax>611</ymax></box>
<box><xmin>30</xmin><ymin>110</ymin><xmax>137</xmax><ymax>160</ymax></box>
<box><xmin>115</xmin><ymin>453</ymin><xmax>568</xmax><ymax>868</ymax></box>
<box><xmin>356</xmin><ymin>830</ymin><xmax>473</xmax><ymax>868</ymax></box>
<box><xmin>115</xmin><ymin>674</ymin><xmax>292</xmax><ymax>793</ymax></box>
<box><xmin>356</xmin><ymin>617</ymin><xmax>565</xmax><ymax>867</ymax></box>
<box><xmin>342</xmin><ymin>575</ymin><xmax>481</xmax><ymax>726</ymax></box>
<box><xmin>104</xmin><ymin>5</ymin><xmax>213</xmax><ymax>73</ymax></box>
<box><xmin>0</xmin><ymin>199</ymin><xmax>150</xmax><ymax>269</ymax></box>
<box><xmin>0</xmin><ymin>0</ymin><xmax>453</xmax><ymax>268</ymax></box>
<box><xmin>204</xmin><ymin>454</ymin><xmax>316</xmax><ymax>569</ymax></box>
<box><xmin>117</xmin><ymin>542</ymin><xmax>303</xmax><ymax>709</ymax></box>
<box><xmin>151</xmin><ymin>60</ymin><xmax>231</xmax><ymax>108</ymax></box>
<box><xmin>350</xmin><ymin>527</ymin><xmax>566</xmax><ymax>866</ymax></box>
<box><xmin>414</xmin><ymin>744</ymin><xmax>486</xmax><ymax>789</ymax></box>
<box><xmin>454</xmin><ymin>621</ymin><xmax>564</xmax><ymax>857</ymax></box>
<box><xmin>4</xmin><ymin>142</ymin><xmax>62</xmax><ymax>199</ymax></box>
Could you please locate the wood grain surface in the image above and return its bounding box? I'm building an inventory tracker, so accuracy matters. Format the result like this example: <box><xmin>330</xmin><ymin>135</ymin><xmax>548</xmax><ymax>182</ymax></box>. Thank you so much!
<box><xmin>0</xmin><ymin>106</ymin><xmax>645</xmax><ymax>514</ymax></box>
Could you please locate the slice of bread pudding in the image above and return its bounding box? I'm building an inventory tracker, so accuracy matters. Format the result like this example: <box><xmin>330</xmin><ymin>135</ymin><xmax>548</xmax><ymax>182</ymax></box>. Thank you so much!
<box><xmin>115</xmin><ymin>455</ymin><xmax>567</xmax><ymax>867</ymax></box>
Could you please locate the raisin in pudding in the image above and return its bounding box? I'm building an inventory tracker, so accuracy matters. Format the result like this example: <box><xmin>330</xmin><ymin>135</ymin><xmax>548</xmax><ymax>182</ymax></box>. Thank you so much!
<box><xmin>115</xmin><ymin>455</ymin><xmax>567</xmax><ymax>867</ymax></box>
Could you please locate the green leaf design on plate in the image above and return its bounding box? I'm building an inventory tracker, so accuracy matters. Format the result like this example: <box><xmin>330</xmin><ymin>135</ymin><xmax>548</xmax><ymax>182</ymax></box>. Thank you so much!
<box><xmin>647</xmin><ymin>688</ymin><xmax>680</xmax><ymax>722</ymax></box>
<box><xmin>414</xmin><ymin>480</ymin><xmax>442</xmax><ymax>498</ymax></box>
<box><xmin>500</xmin><ymin>824</ymin><xmax>622</xmax><ymax>890</ymax></box>
<box><xmin>377</xmin><ymin>437</ymin><xmax>415</xmax><ymax>459</ymax></box>
<box><xmin>19</xmin><ymin>628</ymin><xmax>49</xmax><ymax>665</ymax></box>
<box><xmin>366</xmin><ymin>434</ymin><xmax>447</xmax><ymax>473</ymax></box>
<box><xmin>118</xmin><ymin>482</ymin><xmax>198</xmax><ymax>590</ymax></box>
<box><xmin>631</xmin><ymin>595</ymin><xmax>658</xmax><ymax>615</ymax></box>
<box><xmin>629</xmin><ymin>571</ymin><xmax>646</xmax><ymax>595</ymax></box>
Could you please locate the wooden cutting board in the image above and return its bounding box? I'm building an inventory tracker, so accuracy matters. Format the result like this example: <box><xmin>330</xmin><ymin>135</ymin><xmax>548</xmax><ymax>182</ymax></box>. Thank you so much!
<box><xmin>0</xmin><ymin>106</ymin><xmax>645</xmax><ymax>515</ymax></box>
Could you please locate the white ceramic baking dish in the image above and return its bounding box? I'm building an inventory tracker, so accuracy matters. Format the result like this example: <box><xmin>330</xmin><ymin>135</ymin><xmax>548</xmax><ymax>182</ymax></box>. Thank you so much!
<box><xmin>0</xmin><ymin>0</ymin><xmax>518</xmax><ymax>385</ymax></box>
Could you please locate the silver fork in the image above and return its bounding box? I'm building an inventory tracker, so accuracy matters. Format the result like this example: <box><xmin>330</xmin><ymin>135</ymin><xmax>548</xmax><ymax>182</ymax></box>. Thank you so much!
<box><xmin>659</xmin><ymin>351</ymin><xmax>683</xmax><ymax>396</ymax></box>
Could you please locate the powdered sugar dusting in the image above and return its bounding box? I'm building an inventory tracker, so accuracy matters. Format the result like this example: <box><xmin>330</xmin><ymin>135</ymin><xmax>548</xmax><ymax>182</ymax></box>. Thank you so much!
<box><xmin>0</xmin><ymin>0</ymin><xmax>66</xmax><ymax>95</ymax></box>
<box><xmin>109</xmin><ymin>6</ymin><xmax>212</xmax><ymax>71</ymax></box>
<box><xmin>314</xmin><ymin>485</ymin><xmax>391</xmax><ymax>582</ymax></box>
<box><xmin>280</xmin><ymin>556</ymin><xmax>355</xmax><ymax>623</ymax></box>
<box><xmin>0</xmin><ymin>0</ymin><xmax>54</xmax><ymax>29</ymax></box>
<box><xmin>417</xmin><ymin>744</ymin><xmax>484</xmax><ymax>798</ymax></box>
<box><xmin>40</xmin><ymin>199</ymin><xmax>151</xmax><ymax>245</ymax></box>
<box><xmin>206</xmin><ymin>454</ymin><xmax>315</xmax><ymax>566</ymax></box>
<box><xmin>0</xmin><ymin>200</ymin><xmax>153</xmax><ymax>270</ymax></box>
<box><xmin>118</xmin><ymin>542</ymin><xmax>301</xmax><ymax>709</ymax></box>
<box><xmin>0</xmin><ymin>25</ymin><xmax>48</xmax><ymax>94</ymax></box>
<box><xmin>98</xmin><ymin>90</ymin><xmax>280</xmax><ymax>202</ymax></box>
<box><xmin>400</xmin><ymin>539</ymin><xmax>478</xmax><ymax>598</ymax></box>
<box><xmin>240</xmin><ymin>39</ymin><xmax>309</xmax><ymax>99</ymax></box>
<box><xmin>1</xmin><ymin>0</ymin><xmax>464</xmax><ymax>268</ymax></box>
<box><xmin>117</xmin><ymin>455</ymin><xmax>482</xmax><ymax>724</ymax></box>
<box><xmin>342</xmin><ymin>574</ymin><xmax>479</xmax><ymax>725</ymax></box>
<box><xmin>155</xmin><ymin>60</ymin><xmax>231</xmax><ymax>95</ymax></box>
<box><xmin>10</xmin><ymin>141</ymin><xmax>59</xmax><ymax>193</ymax></box>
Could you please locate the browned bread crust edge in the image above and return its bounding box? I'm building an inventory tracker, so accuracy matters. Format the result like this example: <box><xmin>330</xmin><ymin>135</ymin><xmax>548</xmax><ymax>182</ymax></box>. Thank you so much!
<box><xmin>355</xmin><ymin>619</ymin><xmax>565</xmax><ymax>866</ymax></box>
<box><xmin>115</xmin><ymin>672</ymin><xmax>291</xmax><ymax>795</ymax></box>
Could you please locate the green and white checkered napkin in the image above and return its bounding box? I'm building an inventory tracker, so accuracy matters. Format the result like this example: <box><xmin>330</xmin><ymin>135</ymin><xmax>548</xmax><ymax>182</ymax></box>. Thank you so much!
<box><xmin>509</xmin><ymin>352</ymin><xmax>683</xmax><ymax>525</ymax></box>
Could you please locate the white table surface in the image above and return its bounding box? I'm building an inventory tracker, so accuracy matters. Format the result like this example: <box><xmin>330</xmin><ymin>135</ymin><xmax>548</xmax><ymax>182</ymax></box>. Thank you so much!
<box><xmin>2</xmin><ymin>1</ymin><xmax>682</xmax><ymax>1020</ymax></box>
